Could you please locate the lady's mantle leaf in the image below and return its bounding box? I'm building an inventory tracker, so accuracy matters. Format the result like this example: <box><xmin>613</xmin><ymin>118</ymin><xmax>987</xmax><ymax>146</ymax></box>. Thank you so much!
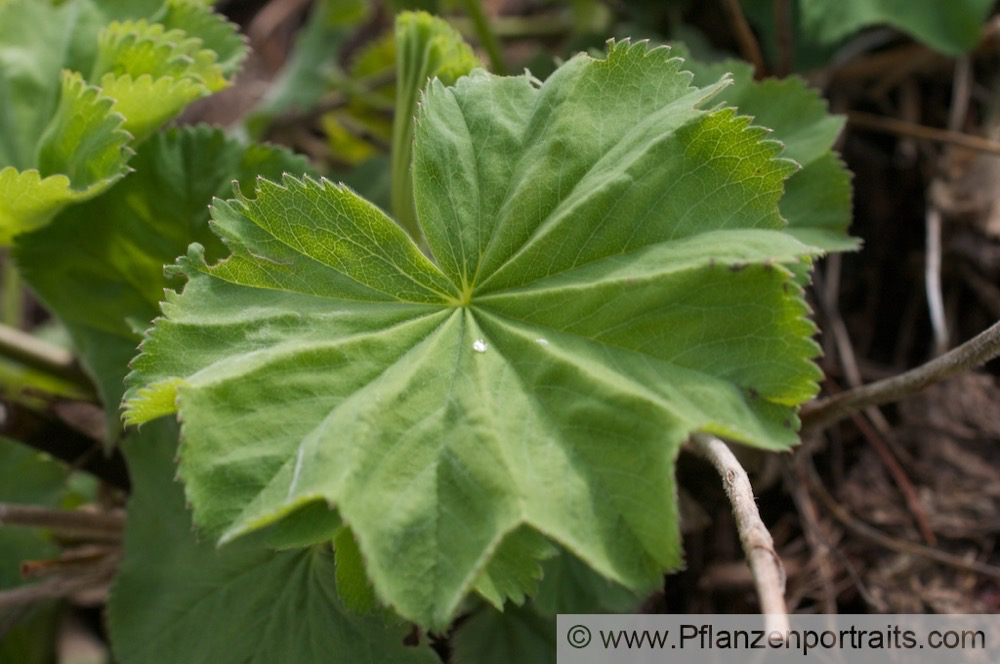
<box><xmin>0</xmin><ymin>71</ymin><xmax>131</xmax><ymax>243</ymax></box>
<box><xmin>125</xmin><ymin>41</ymin><xmax>825</xmax><ymax>628</ymax></box>
<box><xmin>674</xmin><ymin>47</ymin><xmax>857</xmax><ymax>252</ymax></box>
<box><xmin>92</xmin><ymin>1</ymin><xmax>247</xmax><ymax>140</ymax></box>
<box><xmin>392</xmin><ymin>11</ymin><xmax>481</xmax><ymax>240</ymax></box>
<box><xmin>108</xmin><ymin>420</ymin><xmax>439</xmax><ymax>664</ymax></box>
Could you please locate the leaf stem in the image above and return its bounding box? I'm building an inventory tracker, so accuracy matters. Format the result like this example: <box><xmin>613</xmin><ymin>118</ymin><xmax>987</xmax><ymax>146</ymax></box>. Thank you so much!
<box><xmin>690</xmin><ymin>434</ymin><xmax>789</xmax><ymax>634</ymax></box>
<box><xmin>802</xmin><ymin>319</ymin><xmax>1000</xmax><ymax>433</ymax></box>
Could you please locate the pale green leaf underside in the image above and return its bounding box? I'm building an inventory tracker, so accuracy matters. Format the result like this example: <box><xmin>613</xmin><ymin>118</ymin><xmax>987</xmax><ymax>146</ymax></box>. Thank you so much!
<box><xmin>125</xmin><ymin>41</ymin><xmax>824</xmax><ymax>628</ymax></box>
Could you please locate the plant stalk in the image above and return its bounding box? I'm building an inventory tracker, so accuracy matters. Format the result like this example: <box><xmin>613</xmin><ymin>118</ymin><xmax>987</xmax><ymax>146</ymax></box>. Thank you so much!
<box><xmin>690</xmin><ymin>433</ymin><xmax>789</xmax><ymax>634</ymax></box>
<box><xmin>802</xmin><ymin>319</ymin><xmax>1000</xmax><ymax>433</ymax></box>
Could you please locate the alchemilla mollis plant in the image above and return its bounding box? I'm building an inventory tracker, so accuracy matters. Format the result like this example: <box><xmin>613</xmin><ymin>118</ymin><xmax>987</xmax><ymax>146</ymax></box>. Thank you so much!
<box><xmin>0</xmin><ymin>2</ymin><xmax>867</xmax><ymax>661</ymax></box>
<box><xmin>123</xmin><ymin>39</ymin><xmax>847</xmax><ymax>627</ymax></box>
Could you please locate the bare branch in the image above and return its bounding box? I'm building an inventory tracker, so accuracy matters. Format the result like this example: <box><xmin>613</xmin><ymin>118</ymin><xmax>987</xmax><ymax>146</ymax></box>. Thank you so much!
<box><xmin>848</xmin><ymin>111</ymin><xmax>1000</xmax><ymax>156</ymax></box>
<box><xmin>690</xmin><ymin>434</ymin><xmax>789</xmax><ymax>634</ymax></box>
<box><xmin>802</xmin><ymin>319</ymin><xmax>1000</xmax><ymax>433</ymax></box>
<box><xmin>0</xmin><ymin>555</ymin><xmax>118</xmax><ymax>609</ymax></box>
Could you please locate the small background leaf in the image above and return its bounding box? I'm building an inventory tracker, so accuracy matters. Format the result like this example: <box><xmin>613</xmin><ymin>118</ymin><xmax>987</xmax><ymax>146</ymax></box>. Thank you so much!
<box><xmin>0</xmin><ymin>0</ymin><xmax>246</xmax><ymax>243</ymax></box>
<box><xmin>451</xmin><ymin>604</ymin><xmax>555</xmax><ymax>664</ymax></box>
<box><xmin>799</xmin><ymin>0</ymin><xmax>994</xmax><ymax>55</ymax></box>
<box><xmin>391</xmin><ymin>10</ymin><xmax>480</xmax><ymax>240</ymax></box>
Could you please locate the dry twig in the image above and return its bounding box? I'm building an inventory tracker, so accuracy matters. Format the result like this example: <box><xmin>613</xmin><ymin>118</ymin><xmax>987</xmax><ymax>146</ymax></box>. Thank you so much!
<box><xmin>849</xmin><ymin>111</ymin><xmax>1000</xmax><ymax>156</ymax></box>
<box><xmin>0</xmin><ymin>323</ymin><xmax>93</xmax><ymax>392</ymax></box>
<box><xmin>802</xmin><ymin>319</ymin><xmax>1000</xmax><ymax>433</ymax></box>
<box><xmin>0</xmin><ymin>503</ymin><xmax>124</xmax><ymax>542</ymax></box>
<box><xmin>690</xmin><ymin>434</ymin><xmax>789</xmax><ymax>634</ymax></box>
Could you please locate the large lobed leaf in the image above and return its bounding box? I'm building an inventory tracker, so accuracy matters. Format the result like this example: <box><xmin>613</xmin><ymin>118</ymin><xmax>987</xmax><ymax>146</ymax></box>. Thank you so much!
<box><xmin>125</xmin><ymin>41</ymin><xmax>828</xmax><ymax>628</ymax></box>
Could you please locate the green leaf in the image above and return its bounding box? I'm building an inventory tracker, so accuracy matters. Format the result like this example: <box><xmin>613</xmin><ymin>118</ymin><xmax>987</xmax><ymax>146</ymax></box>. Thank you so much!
<box><xmin>0</xmin><ymin>0</ymin><xmax>245</xmax><ymax>243</ymax></box>
<box><xmin>0</xmin><ymin>0</ymin><xmax>81</xmax><ymax>168</ymax></box>
<box><xmin>154</xmin><ymin>0</ymin><xmax>246</xmax><ymax>77</ymax></box>
<box><xmin>89</xmin><ymin>1</ymin><xmax>246</xmax><ymax>140</ymax></box>
<box><xmin>16</xmin><ymin>126</ymin><xmax>309</xmax><ymax>438</ymax></box>
<box><xmin>107</xmin><ymin>420</ymin><xmax>439</xmax><ymax>664</ymax></box>
<box><xmin>0</xmin><ymin>70</ymin><xmax>132</xmax><ymax>243</ymax></box>
<box><xmin>334</xmin><ymin>526</ymin><xmax>379</xmax><ymax>614</ymax></box>
<box><xmin>473</xmin><ymin>526</ymin><xmax>557</xmax><ymax>610</ymax></box>
<box><xmin>675</xmin><ymin>48</ymin><xmax>858</xmax><ymax>252</ymax></box>
<box><xmin>452</xmin><ymin>604</ymin><xmax>555</xmax><ymax>664</ymax></box>
<box><xmin>532</xmin><ymin>548</ymin><xmax>642</xmax><ymax>615</ymax></box>
<box><xmin>125</xmin><ymin>41</ymin><xmax>827</xmax><ymax>628</ymax></box>
<box><xmin>799</xmin><ymin>0</ymin><xmax>994</xmax><ymax>56</ymax></box>
<box><xmin>391</xmin><ymin>10</ymin><xmax>480</xmax><ymax>241</ymax></box>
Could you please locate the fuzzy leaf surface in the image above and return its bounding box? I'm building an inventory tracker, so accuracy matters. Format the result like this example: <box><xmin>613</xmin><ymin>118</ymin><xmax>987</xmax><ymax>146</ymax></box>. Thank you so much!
<box><xmin>125</xmin><ymin>42</ymin><xmax>825</xmax><ymax>628</ymax></box>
